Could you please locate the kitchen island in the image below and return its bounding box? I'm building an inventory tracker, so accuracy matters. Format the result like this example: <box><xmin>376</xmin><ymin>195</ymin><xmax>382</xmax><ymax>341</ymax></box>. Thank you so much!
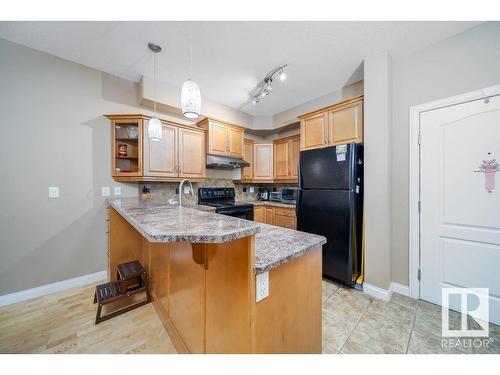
<box><xmin>107</xmin><ymin>198</ymin><xmax>326</xmax><ymax>353</ymax></box>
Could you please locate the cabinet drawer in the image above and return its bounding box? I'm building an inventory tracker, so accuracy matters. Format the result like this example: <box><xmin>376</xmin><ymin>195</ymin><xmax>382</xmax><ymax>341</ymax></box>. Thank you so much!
<box><xmin>274</xmin><ymin>214</ymin><xmax>297</xmax><ymax>230</ymax></box>
<box><xmin>274</xmin><ymin>207</ymin><xmax>296</xmax><ymax>217</ymax></box>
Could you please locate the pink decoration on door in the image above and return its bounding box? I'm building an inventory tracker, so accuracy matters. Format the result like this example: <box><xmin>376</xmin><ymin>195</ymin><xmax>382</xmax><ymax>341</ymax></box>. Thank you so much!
<box><xmin>475</xmin><ymin>158</ymin><xmax>499</xmax><ymax>193</ymax></box>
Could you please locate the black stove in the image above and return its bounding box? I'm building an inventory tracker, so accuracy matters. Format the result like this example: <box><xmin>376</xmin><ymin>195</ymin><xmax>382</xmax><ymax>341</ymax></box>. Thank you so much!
<box><xmin>198</xmin><ymin>188</ymin><xmax>254</xmax><ymax>221</ymax></box>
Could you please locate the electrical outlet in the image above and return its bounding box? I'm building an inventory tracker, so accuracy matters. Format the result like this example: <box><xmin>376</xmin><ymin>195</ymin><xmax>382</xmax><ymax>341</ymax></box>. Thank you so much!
<box><xmin>102</xmin><ymin>187</ymin><xmax>110</xmax><ymax>197</ymax></box>
<box><xmin>249</xmin><ymin>186</ymin><xmax>254</xmax><ymax>193</ymax></box>
<box><xmin>183</xmin><ymin>186</ymin><xmax>191</xmax><ymax>194</ymax></box>
<box><xmin>256</xmin><ymin>271</ymin><xmax>269</xmax><ymax>302</ymax></box>
<box><xmin>242</xmin><ymin>187</ymin><xmax>247</xmax><ymax>193</ymax></box>
<box><xmin>113</xmin><ymin>186</ymin><xmax>121</xmax><ymax>196</ymax></box>
<box><xmin>48</xmin><ymin>186</ymin><xmax>59</xmax><ymax>198</ymax></box>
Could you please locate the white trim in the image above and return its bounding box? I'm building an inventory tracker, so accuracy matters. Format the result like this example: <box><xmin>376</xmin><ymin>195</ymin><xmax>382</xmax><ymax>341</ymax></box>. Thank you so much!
<box><xmin>0</xmin><ymin>270</ymin><xmax>107</xmax><ymax>307</ymax></box>
<box><xmin>363</xmin><ymin>282</ymin><xmax>391</xmax><ymax>301</ymax></box>
<box><xmin>408</xmin><ymin>84</ymin><xmax>500</xmax><ymax>300</ymax></box>
<box><xmin>390</xmin><ymin>282</ymin><xmax>411</xmax><ymax>297</ymax></box>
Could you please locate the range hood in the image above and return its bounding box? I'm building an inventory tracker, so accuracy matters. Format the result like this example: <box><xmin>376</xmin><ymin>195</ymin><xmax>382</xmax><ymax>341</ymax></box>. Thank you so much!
<box><xmin>206</xmin><ymin>155</ymin><xmax>250</xmax><ymax>169</ymax></box>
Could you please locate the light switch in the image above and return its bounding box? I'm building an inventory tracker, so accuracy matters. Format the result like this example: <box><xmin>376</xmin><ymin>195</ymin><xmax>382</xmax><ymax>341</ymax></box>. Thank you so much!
<box><xmin>48</xmin><ymin>186</ymin><xmax>59</xmax><ymax>198</ymax></box>
<box><xmin>256</xmin><ymin>271</ymin><xmax>269</xmax><ymax>302</ymax></box>
<box><xmin>113</xmin><ymin>186</ymin><xmax>121</xmax><ymax>196</ymax></box>
<box><xmin>102</xmin><ymin>187</ymin><xmax>110</xmax><ymax>197</ymax></box>
<box><xmin>249</xmin><ymin>186</ymin><xmax>255</xmax><ymax>193</ymax></box>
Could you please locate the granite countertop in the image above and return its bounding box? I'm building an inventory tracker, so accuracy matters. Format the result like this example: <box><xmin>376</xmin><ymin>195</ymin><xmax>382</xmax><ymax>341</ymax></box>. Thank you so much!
<box><xmin>108</xmin><ymin>198</ymin><xmax>325</xmax><ymax>274</ymax></box>
<box><xmin>108</xmin><ymin>198</ymin><xmax>259</xmax><ymax>243</ymax></box>
<box><xmin>254</xmin><ymin>223</ymin><xmax>325</xmax><ymax>273</ymax></box>
<box><xmin>241</xmin><ymin>201</ymin><xmax>296</xmax><ymax>209</ymax></box>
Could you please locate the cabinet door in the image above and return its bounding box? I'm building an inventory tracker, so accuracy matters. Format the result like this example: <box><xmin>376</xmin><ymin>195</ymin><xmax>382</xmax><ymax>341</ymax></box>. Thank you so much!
<box><xmin>329</xmin><ymin>101</ymin><xmax>363</xmax><ymax>145</ymax></box>
<box><xmin>254</xmin><ymin>206</ymin><xmax>265</xmax><ymax>223</ymax></box>
<box><xmin>300</xmin><ymin>112</ymin><xmax>328</xmax><ymax>151</ymax></box>
<box><xmin>227</xmin><ymin>127</ymin><xmax>244</xmax><ymax>159</ymax></box>
<box><xmin>112</xmin><ymin>119</ymin><xmax>143</xmax><ymax>177</ymax></box>
<box><xmin>242</xmin><ymin>140</ymin><xmax>253</xmax><ymax>180</ymax></box>
<box><xmin>169</xmin><ymin>243</ymin><xmax>206</xmax><ymax>353</ymax></box>
<box><xmin>290</xmin><ymin>137</ymin><xmax>300</xmax><ymax>179</ymax></box>
<box><xmin>253</xmin><ymin>143</ymin><xmax>274</xmax><ymax>181</ymax></box>
<box><xmin>143</xmin><ymin>121</ymin><xmax>178</xmax><ymax>177</ymax></box>
<box><xmin>265</xmin><ymin>207</ymin><xmax>274</xmax><ymax>225</ymax></box>
<box><xmin>178</xmin><ymin>128</ymin><xmax>206</xmax><ymax>179</ymax></box>
<box><xmin>274</xmin><ymin>214</ymin><xmax>297</xmax><ymax>230</ymax></box>
<box><xmin>273</xmin><ymin>141</ymin><xmax>289</xmax><ymax>180</ymax></box>
<box><xmin>208</xmin><ymin>121</ymin><xmax>228</xmax><ymax>156</ymax></box>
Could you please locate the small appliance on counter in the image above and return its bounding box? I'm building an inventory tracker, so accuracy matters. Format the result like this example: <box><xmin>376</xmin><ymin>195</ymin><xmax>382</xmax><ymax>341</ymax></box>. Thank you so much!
<box><xmin>280</xmin><ymin>188</ymin><xmax>298</xmax><ymax>205</ymax></box>
<box><xmin>259</xmin><ymin>188</ymin><xmax>270</xmax><ymax>201</ymax></box>
<box><xmin>270</xmin><ymin>191</ymin><xmax>282</xmax><ymax>202</ymax></box>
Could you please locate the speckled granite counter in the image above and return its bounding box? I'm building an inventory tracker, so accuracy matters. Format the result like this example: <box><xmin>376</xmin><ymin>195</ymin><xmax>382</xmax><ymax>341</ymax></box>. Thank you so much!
<box><xmin>108</xmin><ymin>198</ymin><xmax>259</xmax><ymax>243</ymax></box>
<box><xmin>241</xmin><ymin>201</ymin><xmax>296</xmax><ymax>209</ymax></box>
<box><xmin>108</xmin><ymin>198</ymin><xmax>324</xmax><ymax>274</ymax></box>
<box><xmin>254</xmin><ymin>223</ymin><xmax>325</xmax><ymax>273</ymax></box>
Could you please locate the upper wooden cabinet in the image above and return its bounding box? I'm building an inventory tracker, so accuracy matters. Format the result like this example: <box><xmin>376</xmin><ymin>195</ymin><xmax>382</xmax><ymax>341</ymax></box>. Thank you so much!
<box><xmin>273</xmin><ymin>135</ymin><xmax>300</xmax><ymax>181</ymax></box>
<box><xmin>197</xmin><ymin>118</ymin><xmax>245</xmax><ymax>159</ymax></box>
<box><xmin>241</xmin><ymin>139</ymin><xmax>253</xmax><ymax>181</ymax></box>
<box><xmin>299</xmin><ymin>95</ymin><xmax>364</xmax><ymax>151</ymax></box>
<box><xmin>252</xmin><ymin>142</ymin><xmax>274</xmax><ymax>181</ymax></box>
<box><xmin>106</xmin><ymin>114</ymin><xmax>206</xmax><ymax>182</ymax></box>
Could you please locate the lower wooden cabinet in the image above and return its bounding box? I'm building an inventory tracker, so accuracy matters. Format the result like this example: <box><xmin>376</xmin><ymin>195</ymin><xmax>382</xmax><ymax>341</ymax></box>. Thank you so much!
<box><xmin>253</xmin><ymin>205</ymin><xmax>296</xmax><ymax>229</ymax></box>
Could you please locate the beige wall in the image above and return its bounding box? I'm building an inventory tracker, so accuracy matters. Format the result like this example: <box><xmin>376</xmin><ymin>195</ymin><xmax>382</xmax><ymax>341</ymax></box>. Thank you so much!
<box><xmin>0</xmin><ymin>38</ymin><xmax>164</xmax><ymax>294</ymax></box>
<box><xmin>363</xmin><ymin>51</ymin><xmax>392</xmax><ymax>290</ymax></box>
<box><xmin>390</xmin><ymin>21</ymin><xmax>500</xmax><ymax>286</ymax></box>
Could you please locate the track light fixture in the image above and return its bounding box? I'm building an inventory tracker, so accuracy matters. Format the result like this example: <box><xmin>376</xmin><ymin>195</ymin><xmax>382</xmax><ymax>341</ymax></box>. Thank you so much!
<box><xmin>252</xmin><ymin>64</ymin><xmax>287</xmax><ymax>105</ymax></box>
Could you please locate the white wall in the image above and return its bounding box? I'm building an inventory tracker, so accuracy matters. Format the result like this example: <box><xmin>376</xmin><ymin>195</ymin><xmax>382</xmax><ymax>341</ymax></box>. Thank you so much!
<box><xmin>391</xmin><ymin>21</ymin><xmax>500</xmax><ymax>285</ymax></box>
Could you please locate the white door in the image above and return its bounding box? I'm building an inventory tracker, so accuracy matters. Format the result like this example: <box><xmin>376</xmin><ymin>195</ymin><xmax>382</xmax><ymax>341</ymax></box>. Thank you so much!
<box><xmin>420</xmin><ymin>94</ymin><xmax>500</xmax><ymax>325</ymax></box>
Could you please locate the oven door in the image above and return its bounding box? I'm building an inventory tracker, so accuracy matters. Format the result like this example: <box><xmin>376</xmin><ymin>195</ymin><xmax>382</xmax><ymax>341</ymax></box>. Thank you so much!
<box><xmin>217</xmin><ymin>206</ymin><xmax>254</xmax><ymax>221</ymax></box>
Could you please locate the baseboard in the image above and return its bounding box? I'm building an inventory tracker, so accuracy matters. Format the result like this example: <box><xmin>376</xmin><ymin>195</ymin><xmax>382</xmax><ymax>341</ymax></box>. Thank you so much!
<box><xmin>0</xmin><ymin>270</ymin><xmax>107</xmax><ymax>307</ymax></box>
<box><xmin>363</xmin><ymin>282</ymin><xmax>392</xmax><ymax>301</ymax></box>
<box><xmin>390</xmin><ymin>282</ymin><xmax>411</xmax><ymax>297</ymax></box>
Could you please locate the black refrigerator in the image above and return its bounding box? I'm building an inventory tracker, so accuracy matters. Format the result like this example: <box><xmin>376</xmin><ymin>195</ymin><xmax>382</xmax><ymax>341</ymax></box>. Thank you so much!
<box><xmin>297</xmin><ymin>143</ymin><xmax>363</xmax><ymax>286</ymax></box>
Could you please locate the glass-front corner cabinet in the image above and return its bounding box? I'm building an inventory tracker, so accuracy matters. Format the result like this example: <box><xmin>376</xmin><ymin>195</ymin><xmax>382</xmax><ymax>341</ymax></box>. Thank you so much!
<box><xmin>109</xmin><ymin>115</ymin><xmax>143</xmax><ymax>177</ymax></box>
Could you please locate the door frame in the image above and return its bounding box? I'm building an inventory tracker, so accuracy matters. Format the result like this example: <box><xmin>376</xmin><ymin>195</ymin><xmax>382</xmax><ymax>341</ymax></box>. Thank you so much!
<box><xmin>408</xmin><ymin>84</ymin><xmax>500</xmax><ymax>299</ymax></box>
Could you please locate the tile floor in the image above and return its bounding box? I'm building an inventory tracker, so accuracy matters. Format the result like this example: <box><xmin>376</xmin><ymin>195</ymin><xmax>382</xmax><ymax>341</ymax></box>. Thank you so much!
<box><xmin>1</xmin><ymin>280</ymin><xmax>498</xmax><ymax>353</ymax></box>
<box><xmin>321</xmin><ymin>279</ymin><xmax>500</xmax><ymax>354</ymax></box>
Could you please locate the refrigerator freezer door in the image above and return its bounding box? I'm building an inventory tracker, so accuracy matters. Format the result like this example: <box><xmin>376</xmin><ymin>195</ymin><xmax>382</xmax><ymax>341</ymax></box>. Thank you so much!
<box><xmin>299</xmin><ymin>145</ymin><xmax>356</xmax><ymax>190</ymax></box>
<box><xmin>297</xmin><ymin>189</ymin><xmax>354</xmax><ymax>283</ymax></box>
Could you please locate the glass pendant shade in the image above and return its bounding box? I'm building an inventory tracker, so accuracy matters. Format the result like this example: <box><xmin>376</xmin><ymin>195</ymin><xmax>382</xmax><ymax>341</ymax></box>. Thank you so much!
<box><xmin>148</xmin><ymin>117</ymin><xmax>162</xmax><ymax>142</ymax></box>
<box><xmin>181</xmin><ymin>79</ymin><xmax>201</xmax><ymax>119</ymax></box>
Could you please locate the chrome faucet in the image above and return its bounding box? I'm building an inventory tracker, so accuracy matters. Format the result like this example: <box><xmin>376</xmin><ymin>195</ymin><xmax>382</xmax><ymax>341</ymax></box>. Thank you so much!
<box><xmin>178</xmin><ymin>179</ymin><xmax>195</xmax><ymax>207</ymax></box>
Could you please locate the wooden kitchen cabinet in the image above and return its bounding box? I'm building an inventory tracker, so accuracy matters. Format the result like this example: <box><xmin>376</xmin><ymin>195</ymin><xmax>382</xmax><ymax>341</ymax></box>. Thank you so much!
<box><xmin>241</xmin><ymin>139</ymin><xmax>253</xmax><ymax>181</ymax></box>
<box><xmin>265</xmin><ymin>207</ymin><xmax>274</xmax><ymax>225</ymax></box>
<box><xmin>178</xmin><ymin>127</ymin><xmax>206</xmax><ymax>179</ymax></box>
<box><xmin>106</xmin><ymin>114</ymin><xmax>206</xmax><ymax>182</ymax></box>
<box><xmin>197</xmin><ymin>118</ymin><xmax>244</xmax><ymax>159</ymax></box>
<box><xmin>299</xmin><ymin>112</ymin><xmax>329</xmax><ymax>151</ymax></box>
<box><xmin>254</xmin><ymin>206</ymin><xmax>265</xmax><ymax>223</ymax></box>
<box><xmin>299</xmin><ymin>95</ymin><xmax>364</xmax><ymax>151</ymax></box>
<box><xmin>273</xmin><ymin>135</ymin><xmax>300</xmax><ymax>181</ymax></box>
<box><xmin>253</xmin><ymin>142</ymin><xmax>274</xmax><ymax>181</ymax></box>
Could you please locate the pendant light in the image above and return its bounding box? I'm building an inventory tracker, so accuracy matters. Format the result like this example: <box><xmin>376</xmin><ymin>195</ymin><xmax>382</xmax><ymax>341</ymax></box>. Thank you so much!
<box><xmin>148</xmin><ymin>43</ymin><xmax>162</xmax><ymax>141</ymax></box>
<box><xmin>181</xmin><ymin>36</ymin><xmax>201</xmax><ymax>119</ymax></box>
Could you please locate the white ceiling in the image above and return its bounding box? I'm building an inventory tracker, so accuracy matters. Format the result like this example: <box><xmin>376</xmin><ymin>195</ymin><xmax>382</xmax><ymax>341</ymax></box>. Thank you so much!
<box><xmin>0</xmin><ymin>21</ymin><xmax>480</xmax><ymax>116</ymax></box>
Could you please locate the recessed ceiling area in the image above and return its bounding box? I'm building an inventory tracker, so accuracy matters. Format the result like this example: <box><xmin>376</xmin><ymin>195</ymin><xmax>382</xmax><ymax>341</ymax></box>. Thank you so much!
<box><xmin>0</xmin><ymin>21</ymin><xmax>480</xmax><ymax>116</ymax></box>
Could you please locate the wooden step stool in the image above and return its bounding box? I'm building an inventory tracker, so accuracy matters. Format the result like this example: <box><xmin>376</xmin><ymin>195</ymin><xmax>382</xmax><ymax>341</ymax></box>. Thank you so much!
<box><xmin>93</xmin><ymin>260</ymin><xmax>151</xmax><ymax>324</ymax></box>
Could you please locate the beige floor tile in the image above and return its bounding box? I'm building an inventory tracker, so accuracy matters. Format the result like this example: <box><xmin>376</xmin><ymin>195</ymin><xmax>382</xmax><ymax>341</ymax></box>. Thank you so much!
<box><xmin>342</xmin><ymin>309</ymin><xmax>410</xmax><ymax>354</ymax></box>
<box><xmin>407</xmin><ymin>330</ymin><xmax>464</xmax><ymax>354</ymax></box>
<box><xmin>322</xmin><ymin>342</ymin><xmax>339</xmax><ymax>354</ymax></box>
<box><xmin>322</xmin><ymin>308</ymin><xmax>358</xmax><ymax>351</ymax></box>
<box><xmin>473</xmin><ymin>323</ymin><xmax>500</xmax><ymax>354</ymax></box>
<box><xmin>391</xmin><ymin>293</ymin><xmax>418</xmax><ymax>310</ymax></box>
<box><xmin>322</xmin><ymin>280</ymin><xmax>339</xmax><ymax>303</ymax></box>
<box><xmin>368</xmin><ymin>298</ymin><xmax>416</xmax><ymax>327</ymax></box>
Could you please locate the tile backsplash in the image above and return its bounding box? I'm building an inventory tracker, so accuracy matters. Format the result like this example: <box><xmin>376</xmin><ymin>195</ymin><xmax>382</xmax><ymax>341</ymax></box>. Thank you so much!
<box><xmin>140</xmin><ymin>179</ymin><xmax>296</xmax><ymax>205</ymax></box>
